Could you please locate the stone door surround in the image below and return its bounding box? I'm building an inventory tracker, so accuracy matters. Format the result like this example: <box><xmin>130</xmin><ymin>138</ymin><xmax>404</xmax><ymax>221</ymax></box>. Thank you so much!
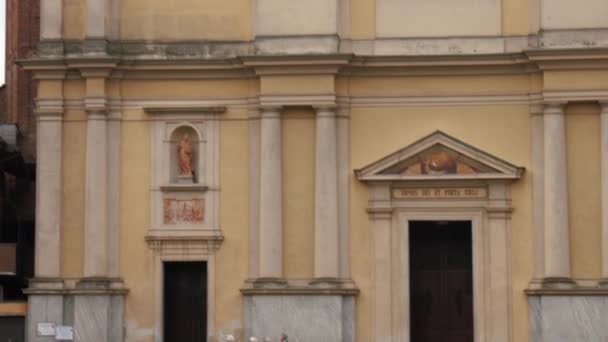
<box><xmin>357</xmin><ymin>131</ymin><xmax>523</xmax><ymax>342</ymax></box>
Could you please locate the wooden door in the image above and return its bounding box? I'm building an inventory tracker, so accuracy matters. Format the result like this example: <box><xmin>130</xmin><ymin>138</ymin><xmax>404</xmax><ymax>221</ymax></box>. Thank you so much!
<box><xmin>409</xmin><ymin>221</ymin><xmax>473</xmax><ymax>342</ymax></box>
<box><xmin>163</xmin><ymin>262</ymin><xmax>207</xmax><ymax>342</ymax></box>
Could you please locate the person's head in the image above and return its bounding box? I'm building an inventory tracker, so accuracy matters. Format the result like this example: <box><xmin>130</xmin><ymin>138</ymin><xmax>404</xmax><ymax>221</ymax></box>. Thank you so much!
<box><xmin>280</xmin><ymin>334</ymin><xmax>288</xmax><ymax>341</ymax></box>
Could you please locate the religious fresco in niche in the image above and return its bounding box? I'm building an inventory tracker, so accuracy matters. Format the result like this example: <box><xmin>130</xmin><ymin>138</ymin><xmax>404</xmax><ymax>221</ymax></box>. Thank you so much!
<box><xmin>177</xmin><ymin>133</ymin><xmax>194</xmax><ymax>178</ymax></box>
<box><xmin>382</xmin><ymin>144</ymin><xmax>496</xmax><ymax>176</ymax></box>
<box><xmin>170</xmin><ymin>125</ymin><xmax>200</xmax><ymax>183</ymax></box>
<box><xmin>163</xmin><ymin>198</ymin><xmax>205</xmax><ymax>225</ymax></box>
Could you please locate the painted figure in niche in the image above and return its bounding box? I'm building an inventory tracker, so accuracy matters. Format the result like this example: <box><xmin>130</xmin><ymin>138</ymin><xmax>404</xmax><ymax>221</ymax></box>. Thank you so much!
<box><xmin>403</xmin><ymin>149</ymin><xmax>478</xmax><ymax>175</ymax></box>
<box><xmin>423</xmin><ymin>150</ymin><xmax>457</xmax><ymax>175</ymax></box>
<box><xmin>177</xmin><ymin>133</ymin><xmax>194</xmax><ymax>177</ymax></box>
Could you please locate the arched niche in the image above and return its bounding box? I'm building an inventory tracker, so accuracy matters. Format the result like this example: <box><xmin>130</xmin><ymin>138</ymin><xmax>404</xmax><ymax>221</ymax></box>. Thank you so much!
<box><xmin>169</xmin><ymin>124</ymin><xmax>202</xmax><ymax>183</ymax></box>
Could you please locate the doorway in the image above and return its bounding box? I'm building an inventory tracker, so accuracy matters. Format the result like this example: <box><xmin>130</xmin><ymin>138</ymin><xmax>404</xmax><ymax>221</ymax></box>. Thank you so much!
<box><xmin>163</xmin><ymin>261</ymin><xmax>208</xmax><ymax>342</ymax></box>
<box><xmin>409</xmin><ymin>220</ymin><xmax>473</xmax><ymax>342</ymax></box>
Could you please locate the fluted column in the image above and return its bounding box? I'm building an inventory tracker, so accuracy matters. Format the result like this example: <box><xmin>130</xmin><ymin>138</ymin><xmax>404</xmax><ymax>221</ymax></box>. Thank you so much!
<box><xmin>258</xmin><ymin>107</ymin><xmax>283</xmax><ymax>279</ymax></box>
<box><xmin>600</xmin><ymin>102</ymin><xmax>608</xmax><ymax>283</ymax></box>
<box><xmin>543</xmin><ymin>103</ymin><xmax>572</xmax><ymax>283</ymax></box>
<box><xmin>314</xmin><ymin>106</ymin><xmax>340</xmax><ymax>279</ymax></box>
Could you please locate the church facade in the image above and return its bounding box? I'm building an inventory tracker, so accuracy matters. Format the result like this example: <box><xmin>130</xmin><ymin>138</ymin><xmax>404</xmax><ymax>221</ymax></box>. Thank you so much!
<box><xmin>22</xmin><ymin>0</ymin><xmax>608</xmax><ymax>341</ymax></box>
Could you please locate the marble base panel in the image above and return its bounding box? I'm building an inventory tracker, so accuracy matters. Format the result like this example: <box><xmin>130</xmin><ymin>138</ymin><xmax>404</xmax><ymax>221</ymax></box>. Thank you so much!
<box><xmin>244</xmin><ymin>295</ymin><xmax>355</xmax><ymax>342</ymax></box>
<box><xmin>26</xmin><ymin>293</ymin><xmax>124</xmax><ymax>342</ymax></box>
<box><xmin>27</xmin><ymin>295</ymin><xmax>65</xmax><ymax>342</ymax></box>
<box><xmin>529</xmin><ymin>295</ymin><xmax>608</xmax><ymax>342</ymax></box>
<box><xmin>74</xmin><ymin>295</ymin><xmax>124</xmax><ymax>342</ymax></box>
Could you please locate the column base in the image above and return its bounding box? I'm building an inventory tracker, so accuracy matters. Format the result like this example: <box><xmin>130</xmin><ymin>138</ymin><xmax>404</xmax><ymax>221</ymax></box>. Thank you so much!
<box><xmin>599</xmin><ymin>279</ymin><xmax>608</xmax><ymax>288</ymax></box>
<box><xmin>539</xmin><ymin>277</ymin><xmax>577</xmax><ymax>289</ymax></box>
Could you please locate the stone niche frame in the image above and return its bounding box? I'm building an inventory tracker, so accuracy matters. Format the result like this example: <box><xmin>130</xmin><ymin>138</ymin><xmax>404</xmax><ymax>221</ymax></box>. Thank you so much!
<box><xmin>356</xmin><ymin>131</ymin><xmax>524</xmax><ymax>342</ymax></box>
<box><xmin>144</xmin><ymin>106</ymin><xmax>225</xmax><ymax>342</ymax></box>
<box><xmin>145</xmin><ymin>107</ymin><xmax>225</xmax><ymax>240</ymax></box>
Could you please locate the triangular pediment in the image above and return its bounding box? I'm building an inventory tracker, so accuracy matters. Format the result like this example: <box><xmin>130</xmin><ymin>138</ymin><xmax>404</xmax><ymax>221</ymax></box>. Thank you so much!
<box><xmin>355</xmin><ymin>131</ymin><xmax>524</xmax><ymax>181</ymax></box>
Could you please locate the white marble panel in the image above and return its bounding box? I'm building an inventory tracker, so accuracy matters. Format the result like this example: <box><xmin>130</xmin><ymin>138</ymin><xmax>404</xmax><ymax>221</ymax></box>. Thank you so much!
<box><xmin>529</xmin><ymin>296</ymin><xmax>608</xmax><ymax>342</ymax></box>
<box><xmin>244</xmin><ymin>295</ymin><xmax>354</xmax><ymax>342</ymax></box>
<box><xmin>27</xmin><ymin>295</ymin><xmax>64</xmax><ymax>342</ymax></box>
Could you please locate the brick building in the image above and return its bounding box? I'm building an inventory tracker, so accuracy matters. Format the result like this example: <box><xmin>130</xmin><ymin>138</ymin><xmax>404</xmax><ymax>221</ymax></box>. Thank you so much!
<box><xmin>0</xmin><ymin>0</ymin><xmax>39</xmax><ymax>341</ymax></box>
<box><xmin>1</xmin><ymin>0</ymin><xmax>40</xmax><ymax>161</ymax></box>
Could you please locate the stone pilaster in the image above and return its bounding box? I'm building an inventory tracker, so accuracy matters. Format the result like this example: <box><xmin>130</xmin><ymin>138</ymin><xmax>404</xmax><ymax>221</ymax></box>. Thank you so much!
<box><xmin>107</xmin><ymin>95</ymin><xmax>122</xmax><ymax>278</ymax></box>
<box><xmin>258</xmin><ymin>106</ymin><xmax>283</xmax><ymax>279</ymax></box>
<box><xmin>542</xmin><ymin>103</ymin><xmax>573</xmax><ymax>285</ymax></box>
<box><xmin>600</xmin><ymin>102</ymin><xmax>608</xmax><ymax>284</ymax></box>
<box><xmin>83</xmin><ymin>75</ymin><xmax>110</xmax><ymax>278</ymax></box>
<box><xmin>337</xmin><ymin>105</ymin><xmax>350</xmax><ymax>279</ymax></box>
<box><xmin>40</xmin><ymin>0</ymin><xmax>62</xmax><ymax>40</ymax></box>
<box><xmin>249</xmin><ymin>103</ymin><xmax>261</xmax><ymax>279</ymax></box>
<box><xmin>530</xmin><ymin>104</ymin><xmax>545</xmax><ymax>287</ymax></box>
<box><xmin>368</xmin><ymin>184</ymin><xmax>393</xmax><ymax>341</ymax></box>
<box><xmin>27</xmin><ymin>74</ymin><xmax>66</xmax><ymax>342</ymax></box>
<box><xmin>314</xmin><ymin>106</ymin><xmax>340</xmax><ymax>279</ymax></box>
<box><xmin>34</xmin><ymin>99</ymin><xmax>63</xmax><ymax>278</ymax></box>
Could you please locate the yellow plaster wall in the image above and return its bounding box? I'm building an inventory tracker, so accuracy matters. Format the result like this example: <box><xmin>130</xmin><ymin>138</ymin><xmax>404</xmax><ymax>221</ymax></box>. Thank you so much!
<box><xmin>503</xmin><ymin>0</ymin><xmax>530</xmax><ymax>35</ymax></box>
<box><xmin>349</xmin><ymin>0</ymin><xmax>376</xmax><ymax>39</ymax></box>
<box><xmin>120</xmin><ymin>109</ymin><xmax>155</xmax><ymax>342</ymax></box>
<box><xmin>349</xmin><ymin>104</ymin><xmax>533</xmax><ymax>342</ymax></box>
<box><xmin>349</xmin><ymin>74</ymin><xmax>531</xmax><ymax>97</ymax></box>
<box><xmin>566</xmin><ymin>103</ymin><xmax>602</xmax><ymax>279</ymax></box>
<box><xmin>63</xmin><ymin>0</ymin><xmax>85</xmax><ymax>39</ymax></box>
<box><xmin>60</xmin><ymin>109</ymin><xmax>87</xmax><ymax>278</ymax></box>
<box><xmin>282</xmin><ymin>108</ymin><xmax>315</xmax><ymax>278</ymax></box>
<box><xmin>260</xmin><ymin>75</ymin><xmax>335</xmax><ymax>96</ymax></box>
<box><xmin>544</xmin><ymin>70</ymin><xmax>608</xmax><ymax>91</ymax></box>
<box><xmin>121</xmin><ymin>0</ymin><xmax>252</xmax><ymax>40</ymax></box>
<box><xmin>216</xmin><ymin>108</ymin><xmax>250</xmax><ymax>334</ymax></box>
<box><xmin>120</xmin><ymin>80</ymin><xmax>252</xmax><ymax>99</ymax></box>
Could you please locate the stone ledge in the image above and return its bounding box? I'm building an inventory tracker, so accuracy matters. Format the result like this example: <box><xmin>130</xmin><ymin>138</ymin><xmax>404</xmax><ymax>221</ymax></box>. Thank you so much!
<box><xmin>241</xmin><ymin>278</ymin><xmax>359</xmax><ymax>296</ymax></box>
<box><xmin>159</xmin><ymin>184</ymin><xmax>209</xmax><ymax>192</ymax></box>
<box><xmin>525</xmin><ymin>288</ymin><xmax>608</xmax><ymax>296</ymax></box>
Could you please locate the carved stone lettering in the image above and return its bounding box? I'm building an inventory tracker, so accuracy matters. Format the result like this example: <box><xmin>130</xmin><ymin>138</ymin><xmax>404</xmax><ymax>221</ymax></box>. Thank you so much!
<box><xmin>393</xmin><ymin>187</ymin><xmax>487</xmax><ymax>199</ymax></box>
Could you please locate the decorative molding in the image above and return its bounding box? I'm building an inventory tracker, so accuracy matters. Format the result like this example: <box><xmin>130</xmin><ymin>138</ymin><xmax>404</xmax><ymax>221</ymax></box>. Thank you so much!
<box><xmin>159</xmin><ymin>184</ymin><xmax>209</xmax><ymax>192</ymax></box>
<box><xmin>145</xmin><ymin>233</ymin><xmax>224</xmax><ymax>257</ymax></box>
<box><xmin>144</xmin><ymin>106</ymin><xmax>226</xmax><ymax>115</ymax></box>
<box><xmin>241</xmin><ymin>278</ymin><xmax>359</xmax><ymax>296</ymax></box>
<box><xmin>355</xmin><ymin>130</ymin><xmax>525</xmax><ymax>182</ymax></box>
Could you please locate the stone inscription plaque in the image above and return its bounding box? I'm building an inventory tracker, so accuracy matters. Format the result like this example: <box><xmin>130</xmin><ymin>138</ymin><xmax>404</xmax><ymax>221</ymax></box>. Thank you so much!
<box><xmin>393</xmin><ymin>187</ymin><xmax>487</xmax><ymax>199</ymax></box>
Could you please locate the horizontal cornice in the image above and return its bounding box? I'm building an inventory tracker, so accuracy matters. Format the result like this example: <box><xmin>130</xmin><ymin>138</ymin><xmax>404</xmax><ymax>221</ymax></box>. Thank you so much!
<box><xmin>18</xmin><ymin>44</ymin><xmax>608</xmax><ymax>79</ymax></box>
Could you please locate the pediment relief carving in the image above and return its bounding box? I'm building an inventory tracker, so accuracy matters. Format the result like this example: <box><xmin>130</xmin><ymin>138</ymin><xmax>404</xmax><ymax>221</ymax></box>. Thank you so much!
<box><xmin>355</xmin><ymin>131</ymin><xmax>524</xmax><ymax>181</ymax></box>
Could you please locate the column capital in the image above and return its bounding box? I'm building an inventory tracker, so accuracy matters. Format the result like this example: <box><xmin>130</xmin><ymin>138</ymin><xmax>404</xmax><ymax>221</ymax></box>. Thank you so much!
<box><xmin>259</xmin><ymin>106</ymin><xmax>282</xmax><ymax>118</ymax></box>
<box><xmin>530</xmin><ymin>104</ymin><xmax>544</xmax><ymax>116</ymax></box>
<box><xmin>313</xmin><ymin>105</ymin><xmax>338</xmax><ymax>114</ymax></box>
<box><xmin>543</xmin><ymin>102</ymin><xmax>566</xmax><ymax>115</ymax></box>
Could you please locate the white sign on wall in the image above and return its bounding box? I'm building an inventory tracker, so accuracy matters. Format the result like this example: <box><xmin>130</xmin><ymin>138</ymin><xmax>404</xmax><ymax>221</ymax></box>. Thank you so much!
<box><xmin>55</xmin><ymin>326</ymin><xmax>74</xmax><ymax>341</ymax></box>
<box><xmin>36</xmin><ymin>323</ymin><xmax>55</xmax><ymax>336</ymax></box>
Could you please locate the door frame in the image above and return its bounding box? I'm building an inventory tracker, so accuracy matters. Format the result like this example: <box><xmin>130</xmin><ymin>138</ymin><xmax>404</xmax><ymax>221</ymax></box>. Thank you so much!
<box><xmin>400</xmin><ymin>213</ymin><xmax>483</xmax><ymax>342</ymax></box>
<box><xmin>367</xmin><ymin>181</ymin><xmax>513</xmax><ymax>342</ymax></box>
<box><xmin>153</xmin><ymin>252</ymin><xmax>216</xmax><ymax>342</ymax></box>
<box><xmin>407</xmin><ymin>219</ymin><xmax>476</xmax><ymax>341</ymax></box>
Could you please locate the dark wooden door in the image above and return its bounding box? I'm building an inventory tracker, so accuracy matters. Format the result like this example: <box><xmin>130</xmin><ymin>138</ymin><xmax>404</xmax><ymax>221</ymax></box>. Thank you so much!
<box><xmin>164</xmin><ymin>262</ymin><xmax>207</xmax><ymax>342</ymax></box>
<box><xmin>409</xmin><ymin>221</ymin><xmax>473</xmax><ymax>342</ymax></box>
